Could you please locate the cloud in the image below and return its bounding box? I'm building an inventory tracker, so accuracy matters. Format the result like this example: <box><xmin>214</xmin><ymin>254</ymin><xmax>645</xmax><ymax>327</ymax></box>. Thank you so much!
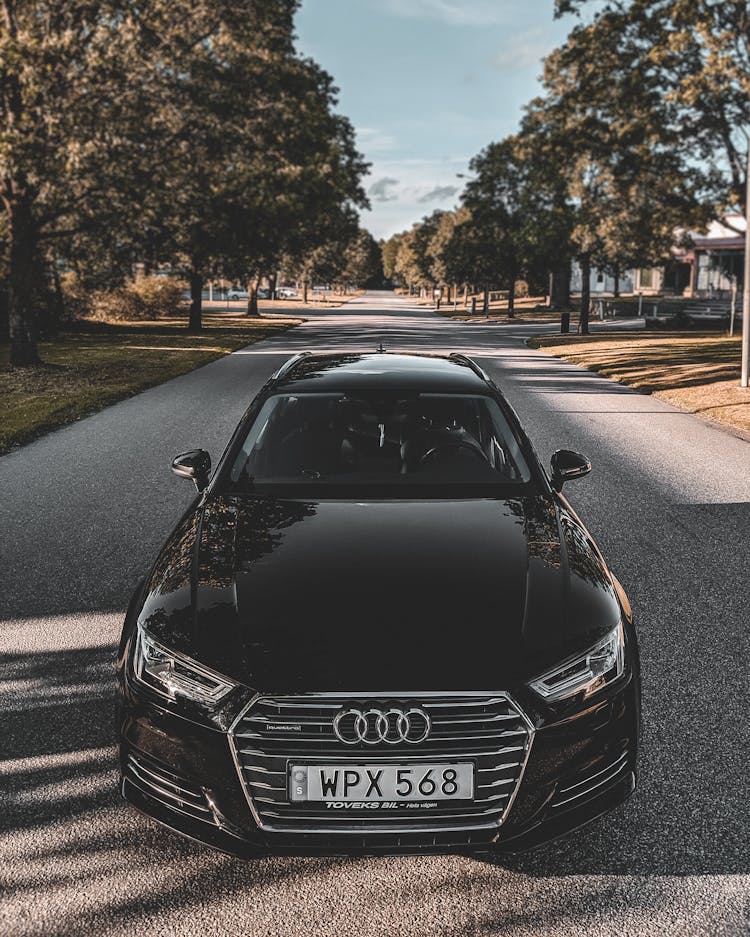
<box><xmin>368</xmin><ymin>177</ymin><xmax>400</xmax><ymax>202</ymax></box>
<box><xmin>492</xmin><ymin>27</ymin><xmax>553</xmax><ymax>72</ymax></box>
<box><xmin>417</xmin><ymin>185</ymin><xmax>459</xmax><ymax>204</ymax></box>
<box><xmin>380</xmin><ymin>0</ymin><xmax>511</xmax><ymax>26</ymax></box>
<box><xmin>359</xmin><ymin>157</ymin><xmax>470</xmax><ymax>238</ymax></box>
<box><xmin>356</xmin><ymin>127</ymin><xmax>398</xmax><ymax>153</ymax></box>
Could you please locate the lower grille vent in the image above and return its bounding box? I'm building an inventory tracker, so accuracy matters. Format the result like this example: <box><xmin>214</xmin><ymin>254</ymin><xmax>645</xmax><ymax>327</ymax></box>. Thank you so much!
<box><xmin>125</xmin><ymin>751</ymin><xmax>215</xmax><ymax>824</ymax></box>
<box><xmin>550</xmin><ymin>748</ymin><xmax>629</xmax><ymax>811</ymax></box>
<box><xmin>229</xmin><ymin>693</ymin><xmax>534</xmax><ymax>834</ymax></box>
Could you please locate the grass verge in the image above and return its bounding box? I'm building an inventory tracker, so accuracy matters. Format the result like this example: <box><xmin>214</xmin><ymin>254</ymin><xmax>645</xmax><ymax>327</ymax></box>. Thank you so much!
<box><xmin>529</xmin><ymin>332</ymin><xmax>750</xmax><ymax>438</ymax></box>
<box><xmin>0</xmin><ymin>310</ymin><xmax>301</xmax><ymax>453</ymax></box>
<box><xmin>407</xmin><ymin>295</ymin><xmax>577</xmax><ymax>325</ymax></box>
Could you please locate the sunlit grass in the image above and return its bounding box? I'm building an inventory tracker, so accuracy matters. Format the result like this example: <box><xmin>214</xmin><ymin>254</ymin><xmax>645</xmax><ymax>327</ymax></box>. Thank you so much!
<box><xmin>0</xmin><ymin>315</ymin><xmax>301</xmax><ymax>452</ymax></box>
<box><xmin>425</xmin><ymin>295</ymin><xmax>568</xmax><ymax>322</ymax></box>
<box><xmin>530</xmin><ymin>332</ymin><xmax>750</xmax><ymax>437</ymax></box>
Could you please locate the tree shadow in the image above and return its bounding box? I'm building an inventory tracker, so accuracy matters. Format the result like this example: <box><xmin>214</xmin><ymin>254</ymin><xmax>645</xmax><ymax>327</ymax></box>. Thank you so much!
<box><xmin>0</xmin><ymin>640</ymin><xmax>352</xmax><ymax>934</ymax></box>
<box><xmin>1</xmin><ymin>644</ymin><xmax>119</xmax><ymax>835</ymax></box>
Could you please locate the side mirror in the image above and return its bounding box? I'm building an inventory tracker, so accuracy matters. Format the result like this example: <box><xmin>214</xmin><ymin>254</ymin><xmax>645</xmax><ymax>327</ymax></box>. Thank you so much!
<box><xmin>171</xmin><ymin>449</ymin><xmax>211</xmax><ymax>491</ymax></box>
<box><xmin>550</xmin><ymin>449</ymin><xmax>591</xmax><ymax>491</ymax></box>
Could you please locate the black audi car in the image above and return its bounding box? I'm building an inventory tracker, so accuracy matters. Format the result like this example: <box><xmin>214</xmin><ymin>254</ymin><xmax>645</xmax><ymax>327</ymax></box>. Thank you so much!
<box><xmin>116</xmin><ymin>351</ymin><xmax>641</xmax><ymax>857</ymax></box>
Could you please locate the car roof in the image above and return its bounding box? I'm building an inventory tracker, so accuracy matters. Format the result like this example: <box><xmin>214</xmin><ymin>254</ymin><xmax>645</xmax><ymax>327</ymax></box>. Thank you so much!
<box><xmin>272</xmin><ymin>352</ymin><xmax>492</xmax><ymax>393</ymax></box>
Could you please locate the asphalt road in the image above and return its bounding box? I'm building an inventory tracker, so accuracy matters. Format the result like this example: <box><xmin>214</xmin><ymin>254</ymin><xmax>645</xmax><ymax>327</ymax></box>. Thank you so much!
<box><xmin>1</xmin><ymin>291</ymin><xmax>749</xmax><ymax>937</ymax></box>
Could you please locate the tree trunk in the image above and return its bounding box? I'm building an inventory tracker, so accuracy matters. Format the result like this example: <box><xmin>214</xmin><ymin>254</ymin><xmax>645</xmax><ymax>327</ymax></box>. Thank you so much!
<box><xmin>246</xmin><ymin>274</ymin><xmax>261</xmax><ymax>316</ymax></box>
<box><xmin>463</xmin><ymin>284</ymin><xmax>468</xmax><ymax>307</ymax></box>
<box><xmin>507</xmin><ymin>274</ymin><xmax>516</xmax><ymax>319</ymax></box>
<box><xmin>50</xmin><ymin>258</ymin><xmax>65</xmax><ymax>325</ymax></box>
<box><xmin>7</xmin><ymin>191</ymin><xmax>41</xmax><ymax>366</ymax></box>
<box><xmin>578</xmin><ymin>253</ymin><xmax>591</xmax><ymax>335</ymax></box>
<box><xmin>269</xmin><ymin>272</ymin><xmax>278</xmax><ymax>301</ymax></box>
<box><xmin>303</xmin><ymin>280</ymin><xmax>309</xmax><ymax>304</ymax></box>
<box><xmin>483</xmin><ymin>286</ymin><xmax>489</xmax><ymax>313</ymax></box>
<box><xmin>551</xmin><ymin>258</ymin><xmax>572</xmax><ymax>309</ymax></box>
<box><xmin>188</xmin><ymin>267</ymin><xmax>203</xmax><ymax>332</ymax></box>
<box><xmin>613</xmin><ymin>267</ymin><xmax>620</xmax><ymax>298</ymax></box>
<box><xmin>0</xmin><ymin>283</ymin><xmax>8</xmax><ymax>341</ymax></box>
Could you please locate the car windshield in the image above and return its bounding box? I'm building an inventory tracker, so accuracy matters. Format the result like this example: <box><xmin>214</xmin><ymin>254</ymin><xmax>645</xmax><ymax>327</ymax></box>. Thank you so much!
<box><xmin>227</xmin><ymin>392</ymin><xmax>532</xmax><ymax>491</ymax></box>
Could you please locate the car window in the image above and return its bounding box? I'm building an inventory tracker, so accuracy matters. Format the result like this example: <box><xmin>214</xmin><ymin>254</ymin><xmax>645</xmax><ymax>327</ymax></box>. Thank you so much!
<box><xmin>227</xmin><ymin>392</ymin><xmax>532</xmax><ymax>491</ymax></box>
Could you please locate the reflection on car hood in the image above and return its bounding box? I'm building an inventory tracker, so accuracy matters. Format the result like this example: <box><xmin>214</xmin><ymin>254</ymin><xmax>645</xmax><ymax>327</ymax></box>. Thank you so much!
<box><xmin>139</xmin><ymin>494</ymin><xmax>621</xmax><ymax>691</ymax></box>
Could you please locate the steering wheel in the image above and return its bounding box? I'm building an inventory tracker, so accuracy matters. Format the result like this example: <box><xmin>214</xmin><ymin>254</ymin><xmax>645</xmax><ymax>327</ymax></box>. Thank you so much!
<box><xmin>418</xmin><ymin>441</ymin><xmax>489</xmax><ymax>465</ymax></box>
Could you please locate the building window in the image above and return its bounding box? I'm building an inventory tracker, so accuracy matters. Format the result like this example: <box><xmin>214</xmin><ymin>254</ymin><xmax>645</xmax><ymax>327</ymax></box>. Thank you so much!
<box><xmin>639</xmin><ymin>268</ymin><xmax>654</xmax><ymax>288</ymax></box>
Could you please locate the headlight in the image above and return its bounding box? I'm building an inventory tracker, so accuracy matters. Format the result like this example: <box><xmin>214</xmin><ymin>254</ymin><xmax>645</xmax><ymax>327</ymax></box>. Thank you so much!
<box><xmin>133</xmin><ymin>623</ymin><xmax>237</xmax><ymax>705</ymax></box>
<box><xmin>528</xmin><ymin>624</ymin><xmax>625</xmax><ymax>703</ymax></box>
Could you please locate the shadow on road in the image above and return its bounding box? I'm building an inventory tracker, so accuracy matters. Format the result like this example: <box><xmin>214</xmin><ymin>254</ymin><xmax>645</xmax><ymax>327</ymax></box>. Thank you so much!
<box><xmin>1</xmin><ymin>644</ymin><xmax>118</xmax><ymax>836</ymax></box>
<box><xmin>0</xmin><ymin>640</ymin><xmax>352</xmax><ymax>935</ymax></box>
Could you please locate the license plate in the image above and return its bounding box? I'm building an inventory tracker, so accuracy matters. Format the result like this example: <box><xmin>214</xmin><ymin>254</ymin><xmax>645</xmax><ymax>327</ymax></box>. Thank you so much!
<box><xmin>289</xmin><ymin>763</ymin><xmax>474</xmax><ymax>802</ymax></box>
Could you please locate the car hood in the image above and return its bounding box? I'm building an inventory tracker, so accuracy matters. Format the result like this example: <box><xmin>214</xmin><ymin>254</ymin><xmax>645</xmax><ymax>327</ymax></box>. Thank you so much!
<box><xmin>138</xmin><ymin>494</ymin><xmax>622</xmax><ymax>692</ymax></box>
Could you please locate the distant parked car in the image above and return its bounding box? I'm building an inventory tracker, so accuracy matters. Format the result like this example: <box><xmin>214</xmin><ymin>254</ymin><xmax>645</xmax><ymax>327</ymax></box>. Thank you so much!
<box><xmin>276</xmin><ymin>287</ymin><xmax>298</xmax><ymax>299</ymax></box>
<box><xmin>227</xmin><ymin>287</ymin><xmax>248</xmax><ymax>301</ymax></box>
<box><xmin>181</xmin><ymin>288</ymin><xmax>214</xmax><ymax>301</ymax></box>
<box><xmin>257</xmin><ymin>288</ymin><xmax>271</xmax><ymax>300</ymax></box>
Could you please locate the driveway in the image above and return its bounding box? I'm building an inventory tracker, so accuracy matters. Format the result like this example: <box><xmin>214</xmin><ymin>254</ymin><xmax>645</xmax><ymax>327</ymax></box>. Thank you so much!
<box><xmin>2</xmin><ymin>291</ymin><xmax>748</xmax><ymax>936</ymax></box>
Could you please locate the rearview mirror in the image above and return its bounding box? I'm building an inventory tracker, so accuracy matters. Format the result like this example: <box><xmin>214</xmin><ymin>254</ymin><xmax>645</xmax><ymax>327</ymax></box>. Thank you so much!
<box><xmin>171</xmin><ymin>449</ymin><xmax>211</xmax><ymax>491</ymax></box>
<box><xmin>550</xmin><ymin>449</ymin><xmax>591</xmax><ymax>491</ymax></box>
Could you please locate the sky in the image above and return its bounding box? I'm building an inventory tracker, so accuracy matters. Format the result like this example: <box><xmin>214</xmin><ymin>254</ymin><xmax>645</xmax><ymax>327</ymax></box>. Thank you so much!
<box><xmin>295</xmin><ymin>0</ymin><xmax>575</xmax><ymax>240</ymax></box>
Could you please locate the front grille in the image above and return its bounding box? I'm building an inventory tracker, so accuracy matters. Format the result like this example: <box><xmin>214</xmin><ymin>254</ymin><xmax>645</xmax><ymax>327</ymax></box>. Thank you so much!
<box><xmin>229</xmin><ymin>692</ymin><xmax>534</xmax><ymax>834</ymax></box>
<box><xmin>124</xmin><ymin>751</ymin><xmax>215</xmax><ymax>824</ymax></box>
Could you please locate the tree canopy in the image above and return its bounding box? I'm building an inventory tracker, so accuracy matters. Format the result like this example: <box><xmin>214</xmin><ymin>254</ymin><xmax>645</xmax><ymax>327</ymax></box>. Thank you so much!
<box><xmin>0</xmin><ymin>0</ymin><xmax>368</xmax><ymax>361</ymax></box>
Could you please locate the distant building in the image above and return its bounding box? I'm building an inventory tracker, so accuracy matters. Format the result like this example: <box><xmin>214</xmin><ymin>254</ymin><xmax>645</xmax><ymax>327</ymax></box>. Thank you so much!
<box><xmin>570</xmin><ymin>216</ymin><xmax>746</xmax><ymax>298</ymax></box>
<box><xmin>570</xmin><ymin>264</ymin><xmax>634</xmax><ymax>295</ymax></box>
<box><xmin>635</xmin><ymin>216</ymin><xmax>745</xmax><ymax>297</ymax></box>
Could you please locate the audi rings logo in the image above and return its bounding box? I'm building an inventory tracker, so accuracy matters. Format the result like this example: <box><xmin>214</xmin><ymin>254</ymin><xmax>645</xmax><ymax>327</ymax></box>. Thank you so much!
<box><xmin>332</xmin><ymin>706</ymin><xmax>431</xmax><ymax>746</ymax></box>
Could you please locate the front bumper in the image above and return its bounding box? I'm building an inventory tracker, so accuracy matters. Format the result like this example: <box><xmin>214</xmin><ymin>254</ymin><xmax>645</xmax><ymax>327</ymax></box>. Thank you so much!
<box><xmin>116</xmin><ymin>673</ymin><xmax>640</xmax><ymax>857</ymax></box>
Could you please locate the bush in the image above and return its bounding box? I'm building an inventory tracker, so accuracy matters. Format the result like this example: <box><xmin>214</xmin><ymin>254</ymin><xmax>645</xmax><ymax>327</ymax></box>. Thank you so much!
<box><xmin>61</xmin><ymin>274</ymin><xmax>186</xmax><ymax>322</ymax></box>
<box><xmin>90</xmin><ymin>288</ymin><xmax>145</xmax><ymax>321</ymax></box>
<box><xmin>59</xmin><ymin>272</ymin><xmax>94</xmax><ymax>319</ymax></box>
<box><xmin>130</xmin><ymin>276</ymin><xmax>186</xmax><ymax>317</ymax></box>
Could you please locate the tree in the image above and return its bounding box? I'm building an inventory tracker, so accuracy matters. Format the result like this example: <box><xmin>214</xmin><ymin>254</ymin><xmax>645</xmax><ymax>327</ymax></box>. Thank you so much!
<box><xmin>137</xmin><ymin>3</ymin><xmax>368</xmax><ymax>329</ymax></box>
<box><xmin>340</xmin><ymin>229</ymin><xmax>383</xmax><ymax>289</ymax></box>
<box><xmin>0</xmin><ymin>0</ymin><xmax>368</xmax><ymax>359</ymax></box>
<box><xmin>393</xmin><ymin>228</ymin><xmax>421</xmax><ymax>294</ymax></box>
<box><xmin>0</xmin><ymin>1</ymin><xmax>254</xmax><ymax>362</ymax></box>
<box><xmin>553</xmin><ymin>0</ymin><xmax>742</xmax><ymax>227</ymax></box>
<box><xmin>389</xmin><ymin>212</ymin><xmax>446</xmax><ymax>295</ymax></box>
<box><xmin>381</xmin><ymin>232</ymin><xmax>404</xmax><ymax>283</ymax></box>
<box><xmin>515</xmin><ymin>20</ymin><xmax>709</xmax><ymax>332</ymax></box>
<box><xmin>427</xmin><ymin>208</ymin><xmax>469</xmax><ymax>302</ymax></box>
<box><xmin>433</xmin><ymin>208</ymin><xmax>475</xmax><ymax>300</ymax></box>
<box><xmin>461</xmin><ymin>139</ymin><xmax>538</xmax><ymax>316</ymax></box>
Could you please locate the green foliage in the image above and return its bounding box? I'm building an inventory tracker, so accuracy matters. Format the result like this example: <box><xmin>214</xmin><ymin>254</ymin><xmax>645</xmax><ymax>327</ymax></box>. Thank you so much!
<box><xmin>427</xmin><ymin>208</ymin><xmax>470</xmax><ymax>286</ymax></box>
<box><xmin>388</xmin><ymin>212</ymin><xmax>448</xmax><ymax>291</ymax></box>
<box><xmin>385</xmin><ymin>0</ymin><xmax>736</xmax><ymax>320</ymax></box>
<box><xmin>461</xmin><ymin>138</ymin><xmax>532</xmax><ymax>292</ymax></box>
<box><xmin>340</xmin><ymin>229</ymin><xmax>383</xmax><ymax>287</ymax></box>
<box><xmin>552</xmin><ymin>0</ymin><xmax>747</xmax><ymax>222</ymax></box>
<box><xmin>0</xmin><ymin>0</ymin><xmax>368</xmax><ymax>357</ymax></box>
<box><xmin>381</xmin><ymin>233</ymin><xmax>404</xmax><ymax>280</ymax></box>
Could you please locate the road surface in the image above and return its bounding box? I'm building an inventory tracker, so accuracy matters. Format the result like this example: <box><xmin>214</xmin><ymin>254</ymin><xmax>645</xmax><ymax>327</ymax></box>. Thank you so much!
<box><xmin>2</xmin><ymin>292</ymin><xmax>749</xmax><ymax>937</ymax></box>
